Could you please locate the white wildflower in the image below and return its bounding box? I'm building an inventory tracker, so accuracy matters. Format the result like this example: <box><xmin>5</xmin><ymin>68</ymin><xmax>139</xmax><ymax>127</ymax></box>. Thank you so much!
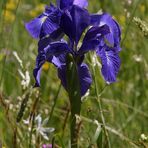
<box><xmin>140</xmin><ymin>133</ymin><xmax>148</xmax><ymax>141</ymax></box>
<box><xmin>35</xmin><ymin>114</ymin><xmax>55</xmax><ymax>140</ymax></box>
<box><xmin>19</xmin><ymin>70</ymin><xmax>30</xmax><ymax>90</ymax></box>
<box><xmin>133</xmin><ymin>54</ymin><xmax>142</xmax><ymax>62</ymax></box>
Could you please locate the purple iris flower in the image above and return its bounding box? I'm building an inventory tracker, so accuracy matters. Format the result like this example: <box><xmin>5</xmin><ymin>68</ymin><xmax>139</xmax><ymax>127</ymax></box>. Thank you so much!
<box><xmin>25</xmin><ymin>0</ymin><xmax>88</xmax><ymax>39</ymax></box>
<box><xmin>79</xmin><ymin>13</ymin><xmax>121</xmax><ymax>83</ymax></box>
<box><xmin>25</xmin><ymin>0</ymin><xmax>121</xmax><ymax>96</ymax></box>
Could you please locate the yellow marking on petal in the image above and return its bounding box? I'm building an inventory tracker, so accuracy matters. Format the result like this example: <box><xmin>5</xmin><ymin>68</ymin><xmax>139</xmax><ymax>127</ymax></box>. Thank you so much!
<box><xmin>42</xmin><ymin>62</ymin><xmax>50</xmax><ymax>71</ymax></box>
<box><xmin>41</xmin><ymin>16</ymin><xmax>47</xmax><ymax>23</ymax></box>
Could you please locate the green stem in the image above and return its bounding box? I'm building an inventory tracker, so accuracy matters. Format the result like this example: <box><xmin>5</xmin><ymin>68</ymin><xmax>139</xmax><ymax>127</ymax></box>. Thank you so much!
<box><xmin>91</xmin><ymin>61</ymin><xmax>111</xmax><ymax>148</ymax></box>
<box><xmin>66</xmin><ymin>54</ymin><xmax>81</xmax><ymax>148</ymax></box>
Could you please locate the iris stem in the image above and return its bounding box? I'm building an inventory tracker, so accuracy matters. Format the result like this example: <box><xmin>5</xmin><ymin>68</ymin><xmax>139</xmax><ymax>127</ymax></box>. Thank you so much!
<box><xmin>66</xmin><ymin>54</ymin><xmax>81</xmax><ymax>148</ymax></box>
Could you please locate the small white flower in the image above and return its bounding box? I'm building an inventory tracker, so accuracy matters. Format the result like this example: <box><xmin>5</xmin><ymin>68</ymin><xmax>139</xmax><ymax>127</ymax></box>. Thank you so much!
<box><xmin>35</xmin><ymin>114</ymin><xmax>55</xmax><ymax>140</ymax></box>
<box><xmin>19</xmin><ymin>70</ymin><xmax>30</xmax><ymax>89</ymax></box>
<box><xmin>140</xmin><ymin>133</ymin><xmax>148</xmax><ymax>141</ymax></box>
<box><xmin>133</xmin><ymin>54</ymin><xmax>142</xmax><ymax>62</ymax></box>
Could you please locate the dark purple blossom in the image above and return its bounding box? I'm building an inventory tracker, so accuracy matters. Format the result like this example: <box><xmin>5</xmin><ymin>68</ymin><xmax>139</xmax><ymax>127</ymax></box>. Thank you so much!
<box><xmin>25</xmin><ymin>0</ymin><xmax>122</xmax><ymax>96</ymax></box>
<box><xmin>25</xmin><ymin>0</ymin><xmax>88</xmax><ymax>39</ymax></box>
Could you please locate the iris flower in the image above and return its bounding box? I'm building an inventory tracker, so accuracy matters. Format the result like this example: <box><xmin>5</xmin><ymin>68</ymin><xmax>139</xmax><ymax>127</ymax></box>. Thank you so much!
<box><xmin>25</xmin><ymin>0</ymin><xmax>88</xmax><ymax>39</ymax></box>
<box><xmin>25</xmin><ymin>0</ymin><xmax>121</xmax><ymax>96</ymax></box>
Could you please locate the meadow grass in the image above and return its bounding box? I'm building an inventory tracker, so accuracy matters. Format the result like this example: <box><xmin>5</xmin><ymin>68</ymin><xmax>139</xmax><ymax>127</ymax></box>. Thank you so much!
<box><xmin>0</xmin><ymin>0</ymin><xmax>148</xmax><ymax>147</ymax></box>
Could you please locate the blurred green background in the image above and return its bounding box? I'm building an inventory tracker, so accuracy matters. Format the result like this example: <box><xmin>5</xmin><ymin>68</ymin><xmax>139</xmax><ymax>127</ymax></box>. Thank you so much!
<box><xmin>0</xmin><ymin>0</ymin><xmax>148</xmax><ymax>147</ymax></box>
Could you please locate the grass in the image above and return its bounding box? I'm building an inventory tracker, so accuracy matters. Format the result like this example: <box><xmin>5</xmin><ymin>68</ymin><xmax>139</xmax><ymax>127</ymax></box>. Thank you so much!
<box><xmin>0</xmin><ymin>0</ymin><xmax>148</xmax><ymax>147</ymax></box>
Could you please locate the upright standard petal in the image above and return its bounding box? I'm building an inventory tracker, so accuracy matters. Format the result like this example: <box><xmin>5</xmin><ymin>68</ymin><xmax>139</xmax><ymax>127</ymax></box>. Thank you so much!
<box><xmin>96</xmin><ymin>46</ymin><xmax>121</xmax><ymax>83</ymax></box>
<box><xmin>60</xmin><ymin>5</ymin><xmax>90</xmax><ymax>44</ymax></box>
<box><xmin>56</xmin><ymin>0</ymin><xmax>88</xmax><ymax>9</ymax></box>
<box><xmin>58</xmin><ymin>63</ymin><xmax>92</xmax><ymax>96</ymax></box>
<box><xmin>56</xmin><ymin>0</ymin><xmax>73</xmax><ymax>9</ymax></box>
<box><xmin>73</xmin><ymin>0</ymin><xmax>88</xmax><ymax>8</ymax></box>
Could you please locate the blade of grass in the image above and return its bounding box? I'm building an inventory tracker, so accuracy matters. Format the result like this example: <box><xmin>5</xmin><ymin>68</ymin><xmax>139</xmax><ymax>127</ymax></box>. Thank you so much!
<box><xmin>0</xmin><ymin>0</ymin><xmax>21</xmax><ymax>89</ymax></box>
<box><xmin>91</xmin><ymin>53</ymin><xmax>111</xmax><ymax>148</ymax></box>
<box><xmin>121</xmin><ymin>0</ymin><xmax>141</xmax><ymax>47</ymax></box>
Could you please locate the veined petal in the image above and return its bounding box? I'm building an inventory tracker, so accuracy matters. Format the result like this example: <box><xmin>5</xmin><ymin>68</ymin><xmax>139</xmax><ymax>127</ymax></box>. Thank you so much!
<box><xmin>73</xmin><ymin>0</ymin><xmax>88</xmax><ymax>8</ymax></box>
<box><xmin>25</xmin><ymin>4</ymin><xmax>61</xmax><ymax>39</ymax></box>
<box><xmin>96</xmin><ymin>46</ymin><xmax>120</xmax><ymax>83</ymax></box>
<box><xmin>58</xmin><ymin>63</ymin><xmax>92</xmax><ymax>96</ymax></box>
<box><xmin>25</xmin><ymin>15</ymin><xmax>46</xmax><ymax>39</ymax></box>
<box><xmin>40</xmin><ymin>5</ymin><xmax>62</xmax><ymax>38</ymax></box>
<box><xmin>60</xmin><ymin>5</ymin><xmax>90</xmax><ymax>44</ymax></box>
<box><xmin>40</xmin><ymin>17</ymin><xmax>60</xmax><ymax>38</ymax></box>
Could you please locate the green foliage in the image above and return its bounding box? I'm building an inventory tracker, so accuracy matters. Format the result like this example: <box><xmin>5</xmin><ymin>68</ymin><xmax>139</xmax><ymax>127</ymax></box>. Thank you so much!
<box><xmin>0</xmin><ymin>0</ymin><xmax>148</xmax><ymax>147</ymax></box>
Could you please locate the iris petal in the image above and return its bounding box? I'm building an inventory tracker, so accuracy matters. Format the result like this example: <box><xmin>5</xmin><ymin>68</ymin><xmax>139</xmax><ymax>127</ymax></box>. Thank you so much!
<box><xmin>25</xmin><ymin>4</ymin><xmax>61</xmax><ymax>39</ymax></box>
<box><xmin>33</xmin><ymin>52</ymin><xmax>50</xmax><ymax>87</ymax></box>
<box><xmin>52</xmin><ymin>54</ymin><xmax>66</xmax><ymax>68</ymax></box>
<box><xmin>78</xmin><ymin>63</ymin><xmax>92</xmax><ymax>96</ymax></box>
<box><xmin>58</xmin><ymin>63</ymin><xmax>92</xmax><ymax>96</ymax></box>
<box><xmin>45</xmin><ymin>41</ymin><xmax>71</xmax><ymax>57</ymax></box>
<box><xmin>25</xmin><ymin>15</ymin><xmax>45</xmax><ymax>39</ymax></box>
<box><xmin>73</xmin><ymin>0</ymin><xmax>88</xmax><ymax>8</ymax></box>
<box><xmin>91</xmin><ymin>13</ymin><xmax>121</xmax><ymax>49</ymax></box>
<box><xmin>96</xmin><ymin>46</ymin><xmax>120</xmax><ymax>83</ymax></box>
<box><xmin>34</xmin><ymin>41</ymin><xmax>70</xmax><ymax>87</ymax></box>
<box><xmin>40</xmin><ymin>17</ymin><xmax>60</xmax><ymax>38</ymax></box>
<box><xmin>56</xmin><ymin>0</ymin><xmax>88</xmax><ymax>9</ymax></box>
<box><xmin>60</xmin><ymin>5</ymin><xmax>90</xmax><ymax>44</ymax></box>
<box><xmin>79</xmin><ymin>25</ymin><xmax>110</xmax><ymax>54</ymax></box>
<box><xmin>57</xmin><ymin>0</ymin><xmax>73</xmax><ymax>9</ymax></box>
